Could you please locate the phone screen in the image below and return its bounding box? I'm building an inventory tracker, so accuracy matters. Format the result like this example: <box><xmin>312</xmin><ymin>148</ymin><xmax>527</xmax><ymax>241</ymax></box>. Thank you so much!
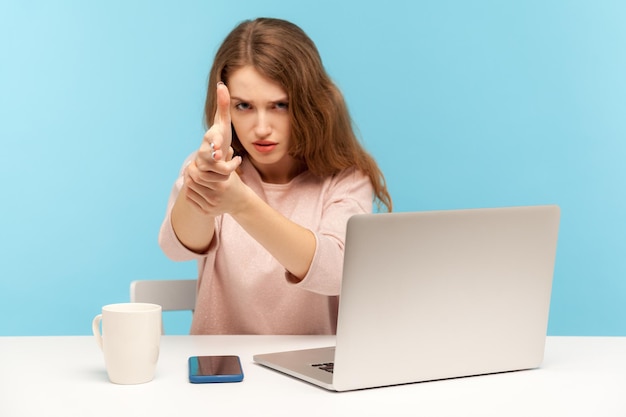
<box><xmin>188</xmin><ymin>355</ymin><xmax>244</xmax><ymax>383</ymax></box>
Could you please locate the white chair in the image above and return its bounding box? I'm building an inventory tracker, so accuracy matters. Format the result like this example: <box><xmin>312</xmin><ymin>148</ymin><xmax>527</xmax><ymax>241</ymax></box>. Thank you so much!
<box><xmin>130</xmin><ymin>279</ymin><xmax>197</xmax><ymax>333</ymax></box>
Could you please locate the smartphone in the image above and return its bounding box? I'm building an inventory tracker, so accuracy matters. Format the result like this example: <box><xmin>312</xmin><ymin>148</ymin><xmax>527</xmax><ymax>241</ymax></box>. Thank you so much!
<box><xmin>188</xmin><ymin>355</ymin><xmax>244</xmax><ymax>383</ymax></box>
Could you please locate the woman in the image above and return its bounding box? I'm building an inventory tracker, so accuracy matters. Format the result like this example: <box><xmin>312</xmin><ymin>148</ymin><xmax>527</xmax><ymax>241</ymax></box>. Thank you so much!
<box><xmin>159</xmin><ymin>17</ymin><xmax>392</xmax><ymax>335</ymax></box>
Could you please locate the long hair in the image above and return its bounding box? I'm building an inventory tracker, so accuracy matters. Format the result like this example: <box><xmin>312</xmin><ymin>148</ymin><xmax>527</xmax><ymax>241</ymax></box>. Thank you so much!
<box><xmin>204</xmin><ymin>18</ymin><xmax>392</xmax><ymax>211</ymax></box>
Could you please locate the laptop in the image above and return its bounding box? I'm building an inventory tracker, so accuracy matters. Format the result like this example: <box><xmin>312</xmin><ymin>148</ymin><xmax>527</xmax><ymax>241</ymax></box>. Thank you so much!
<box><xmin>254</xmin><ymin>205</ymin><xmax>560</xmax><ymax>391</ymax></box>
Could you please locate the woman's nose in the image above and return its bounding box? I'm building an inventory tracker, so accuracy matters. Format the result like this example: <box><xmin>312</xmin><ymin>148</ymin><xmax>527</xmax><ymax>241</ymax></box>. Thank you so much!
<box><xmin>254</xmin><ymin>112</ymin><xmax>272</xmax><ymax>136</ymax></box>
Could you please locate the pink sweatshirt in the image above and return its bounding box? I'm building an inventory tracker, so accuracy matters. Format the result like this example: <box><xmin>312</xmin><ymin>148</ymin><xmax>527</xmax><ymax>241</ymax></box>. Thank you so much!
<box><xmin>159</xmin><ymin>156</ymin><xmax>374</xmax><ymax>335</ymax></box>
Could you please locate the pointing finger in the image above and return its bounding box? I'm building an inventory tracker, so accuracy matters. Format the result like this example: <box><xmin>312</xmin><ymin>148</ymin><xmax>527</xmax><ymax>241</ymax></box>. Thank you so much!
<box><xmin>211</xmin><ymin>82</ymin><xmax>232</xmax><ymax>161</ymax></box>
<box><xmin>214</xmin><ymin>82</ymin><xmax>231</xmax><ymax>128</ymax></box>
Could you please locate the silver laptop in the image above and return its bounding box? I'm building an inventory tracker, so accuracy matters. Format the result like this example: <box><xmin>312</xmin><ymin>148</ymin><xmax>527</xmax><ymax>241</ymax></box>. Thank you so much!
<box><xmin>254</xmin><ymin>205</ymin><xmax>560</xmax><ymax>391</ymax></box>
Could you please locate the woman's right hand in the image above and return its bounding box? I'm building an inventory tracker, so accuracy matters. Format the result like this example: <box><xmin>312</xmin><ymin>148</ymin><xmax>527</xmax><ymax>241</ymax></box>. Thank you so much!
<box><xmin>197</xmin><ymin>82</ymin><xmax>234</xmax><ymax>167</ymax></box>
<box><xmin>183</xmin><ymin>82</ymin><xmax>242</xmax><ymax>215</ymax></box>
<box><xmin>170</xmin><ymin>83</ymin><xmax>243</xmax><ymax>252</ymax></box>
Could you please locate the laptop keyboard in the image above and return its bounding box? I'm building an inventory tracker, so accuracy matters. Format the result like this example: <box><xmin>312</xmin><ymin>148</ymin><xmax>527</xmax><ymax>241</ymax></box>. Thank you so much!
<box><xmin>311</xmin><ymin>362</ymin><xmax>334</xmax><ymax>373</ymax></box>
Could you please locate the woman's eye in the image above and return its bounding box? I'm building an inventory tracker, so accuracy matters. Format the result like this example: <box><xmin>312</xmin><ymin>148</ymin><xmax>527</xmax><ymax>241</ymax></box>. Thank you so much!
<box><xmin>275</xmin><ymin>102</ymin><xmax>289</xmax><ymax>110</ymax></box>
<box><xmin>235</xmin><ymin>102</ymin><xmax>251</xmax><ymax>111</ymax></box>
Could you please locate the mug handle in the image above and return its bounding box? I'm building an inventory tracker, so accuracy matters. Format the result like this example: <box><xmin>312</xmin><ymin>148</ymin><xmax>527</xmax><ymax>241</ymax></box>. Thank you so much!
<box><xmin>92</xmin><ymin>314</ymin><xmax>103</xmax><ymax>350</ymax></box>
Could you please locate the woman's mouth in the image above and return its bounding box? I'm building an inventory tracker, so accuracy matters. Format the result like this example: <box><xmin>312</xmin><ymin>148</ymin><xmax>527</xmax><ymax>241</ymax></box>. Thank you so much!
<box><xmin>253</xmin><ymin>141</ymin><xmax>277</xmax><ymax>153</ymax></box>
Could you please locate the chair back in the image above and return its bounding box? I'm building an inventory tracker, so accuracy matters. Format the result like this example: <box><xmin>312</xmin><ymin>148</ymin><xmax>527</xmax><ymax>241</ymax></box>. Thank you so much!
<box><xmin>130</xmin><ymin>279</ymin><xmax>197</xmax><ymax>333</ymax></box>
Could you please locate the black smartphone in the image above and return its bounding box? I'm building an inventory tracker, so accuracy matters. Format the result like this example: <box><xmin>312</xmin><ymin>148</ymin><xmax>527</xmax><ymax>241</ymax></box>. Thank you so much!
<box><xmin>188</xmin><ymin>355</ymin><xmax>244</xmax><ymax>383</ymax></box>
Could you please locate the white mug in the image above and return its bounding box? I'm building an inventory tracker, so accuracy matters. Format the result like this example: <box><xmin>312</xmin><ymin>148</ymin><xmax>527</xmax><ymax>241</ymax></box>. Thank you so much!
<box><xmin>92</xmin><ymin>303</ymin><xmax>162</xmax><ymax>384</ymax></box>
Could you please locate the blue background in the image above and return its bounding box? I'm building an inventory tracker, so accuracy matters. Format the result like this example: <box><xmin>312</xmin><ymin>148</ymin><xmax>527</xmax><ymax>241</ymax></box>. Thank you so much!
<box><xmin>1</xmin><ymin>0</ymin><xmax>624</xmax><ymax>336</ymax></box>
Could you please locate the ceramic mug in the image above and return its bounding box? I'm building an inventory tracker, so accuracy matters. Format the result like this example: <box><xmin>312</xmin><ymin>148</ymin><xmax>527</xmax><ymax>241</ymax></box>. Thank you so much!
<box><xmin>92</xmin><ymin>303</ymin><xmax>162</xmax><ymax>384</ymax></box>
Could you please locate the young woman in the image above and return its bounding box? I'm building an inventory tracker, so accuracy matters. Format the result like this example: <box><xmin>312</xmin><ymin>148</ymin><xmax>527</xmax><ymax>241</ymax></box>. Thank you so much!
<box><xmin>159</xmin><ymin>17</ymin><xmax>392</xmax><ymax>335</ymax></box>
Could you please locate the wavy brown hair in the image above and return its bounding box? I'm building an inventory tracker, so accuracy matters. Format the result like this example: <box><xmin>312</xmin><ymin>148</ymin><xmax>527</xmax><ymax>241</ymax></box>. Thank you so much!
<box><xmin>204</xmin><ymin>18</ymin><xmax>392</xmax><ymax>211</ymax></box>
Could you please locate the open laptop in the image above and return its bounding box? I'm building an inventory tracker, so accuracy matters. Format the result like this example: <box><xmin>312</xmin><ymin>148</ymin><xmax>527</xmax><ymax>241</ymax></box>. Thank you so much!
<box><xmin>254</xmin><ymin>205</ymin><xmax>561</xmax><ymax>391</ymax></box>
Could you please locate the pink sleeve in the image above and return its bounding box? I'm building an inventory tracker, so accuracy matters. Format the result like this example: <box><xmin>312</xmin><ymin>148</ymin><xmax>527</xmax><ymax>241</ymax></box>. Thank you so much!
<box><xmin>289</xmin><ymin>169</ymin><xmax>374</xmax><ymax>296</ymax></box>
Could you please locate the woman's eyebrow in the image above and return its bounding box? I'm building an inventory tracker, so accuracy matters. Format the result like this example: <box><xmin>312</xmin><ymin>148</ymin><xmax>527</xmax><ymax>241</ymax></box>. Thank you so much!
<box><xmin>230</xmin><ymin>95</ymin><xmax>288</xmax><ymax>103</ymax></box>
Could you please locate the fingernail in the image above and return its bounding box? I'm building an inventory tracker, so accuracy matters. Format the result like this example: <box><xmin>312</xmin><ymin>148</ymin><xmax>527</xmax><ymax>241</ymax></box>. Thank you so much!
<box><xmin>217</xmin><ymin>81</ymin><xmax>225</xmax><ymax>87</ymax></box>
<box><xmin>211</xmin><ymin>151</ymin><xmax>217</xmax><ymax>160</ymax></box>
<box><xmin>210</xmin><ymin>142</ymin><xmax>215</xmax><ymax>151</ymax></box>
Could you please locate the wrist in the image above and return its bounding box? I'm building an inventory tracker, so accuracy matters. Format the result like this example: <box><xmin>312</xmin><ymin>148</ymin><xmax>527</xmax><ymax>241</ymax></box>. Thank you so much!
<box><xmin>229</xmin><ymin>185</ymin><xmax>259</xmax><ymax>220</ymax></box>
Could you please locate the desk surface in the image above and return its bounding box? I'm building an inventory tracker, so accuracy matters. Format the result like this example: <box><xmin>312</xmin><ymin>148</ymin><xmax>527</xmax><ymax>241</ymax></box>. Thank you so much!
<box><xmin>1</xmin><ymin>335</ymin><xmax>625</xmax><ymax>416</ymax></box>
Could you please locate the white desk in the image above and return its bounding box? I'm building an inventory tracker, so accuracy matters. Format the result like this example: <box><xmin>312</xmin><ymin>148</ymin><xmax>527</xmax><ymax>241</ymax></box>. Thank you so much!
<box><xmin>1</xmin><ymin>335</ymin><xmax>624</xmax><ymax>416</ymax></box>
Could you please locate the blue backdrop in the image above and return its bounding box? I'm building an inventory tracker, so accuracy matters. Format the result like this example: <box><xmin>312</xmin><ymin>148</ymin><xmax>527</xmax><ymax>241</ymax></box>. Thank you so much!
<box><xmin>1</xmin><ymin>0</ymin><xmax>624</xmax><ymax>336</ymax></box>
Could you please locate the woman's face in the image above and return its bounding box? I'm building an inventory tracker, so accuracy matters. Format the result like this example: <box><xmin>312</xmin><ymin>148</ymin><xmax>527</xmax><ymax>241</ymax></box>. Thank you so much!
<box><xmin>228</xmin><ymin>65</ymin><xmax>301</xmax><ymax>183</ymax></box>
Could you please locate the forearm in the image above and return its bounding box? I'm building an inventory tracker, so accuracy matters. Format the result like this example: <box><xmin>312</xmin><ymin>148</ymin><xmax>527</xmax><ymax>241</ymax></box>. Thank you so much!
<box><xmin>170</xmin><ymin>191</ymin><xmax>216</xmax><ymax>254</ymax></box>
<box><xmin>231</xmin><ymin>188</ymin><xmax>316</xmax><ymax>281</ymax></box>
